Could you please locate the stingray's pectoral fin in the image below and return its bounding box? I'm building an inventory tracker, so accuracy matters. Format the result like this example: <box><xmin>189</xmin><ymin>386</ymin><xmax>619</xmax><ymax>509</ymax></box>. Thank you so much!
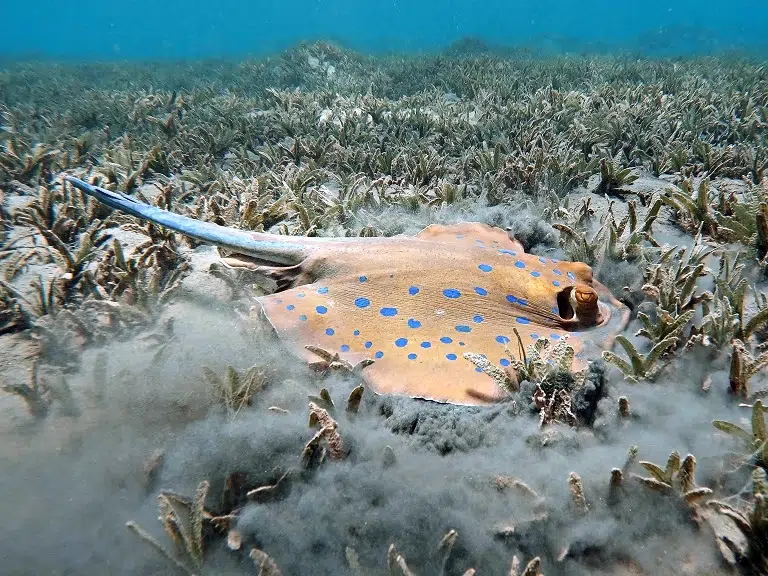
<box><xmin>417</xmin><ymin>222</ymin><xmax>525</xmax><ymax>253</ymax></box>
<box><xmin>65</xmin><ymin>176</ymin><xmax>308</xmax><ymax>266</ymax></box>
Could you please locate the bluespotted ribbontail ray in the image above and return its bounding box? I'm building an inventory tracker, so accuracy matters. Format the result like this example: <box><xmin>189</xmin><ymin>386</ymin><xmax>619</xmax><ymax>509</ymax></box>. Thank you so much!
<box><xmin>65</xmin><ymin>176</ymin><xmax>630</xmax><ymax>406</ymax></box>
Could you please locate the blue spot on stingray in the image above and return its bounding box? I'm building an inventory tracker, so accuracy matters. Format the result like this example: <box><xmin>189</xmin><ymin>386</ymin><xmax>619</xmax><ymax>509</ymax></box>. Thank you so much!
<box><xmin>530</xmin><ymin>271</ymin><xmax>541</xmax><ymax>278</ymax></box>
<box><xmin>506</xmin><ymin>294</ymin><xmax>528</xmax><ymax>306</ymax></box>
<box><xmin>408</xmin><ymin>318</ymin><xmax>422</xmax><ymax>328</ymax></box>
<box><xmin>456</xmin><ymin>325</ymin><xmax>471</xmax><ymax>333</ymax></box>
<box><xmin>496</xmin><ymin>335</ymin><xmax>510</xmax><ymax>344</ymax></box>
<box><xmin>446</xmin><ymin>353</ymin><xmax>457</xmax><ymax>361</ymax></box>
<box><xmin>325</xmin><ymin>328</ymin><xmax>335</xmax><ymax>336</ymax></box>
<box><xmin>553</xmin><ymin>280</ymin><xmax>561</xmax><ymax>287</ymax></box>
<box><xmin>421</xmin><ymin>341</ymin><xmax>431</xmax><ymax>348</ymax></box>
<box><xmin>567</xmin><ymin>272</ymin><xmax>576</xmax><ymax>280</ymax></box>
<box><xmin>297</xmin><ymin>293</ymin><xmax>305</xmax><ymax>298</ymax></box>
<box><xmin>359</xmin><ymin>275</ymin><xmax>367</xmax><ymax>283</ymax></box>
<box><xmin>473</xmin><ymin>315</ymin><xmax>483</xmax><ymax>323</ymax></box>
<box><xmin>408</xmin><ymin>353</ymin><xmax>417</xmax><ymax>360</ymax></box>
<box><xmin>539</xmin><ymin>257</ymin><xmax>547</xmax><ymax>264</ymax></box>
<box><xmin>380</xmin><ymin>307</ymin><xmax>398</xmax><ymax>317</ymax></box>
<box><xmin>318</xmin><ymin>287</ymin><xmax>329</xmax><ymax>294</ymax></box>
<box><xmin>408</xmin><ymin>286</ymin><xmax>419</xmax><ymax>295</ymax></box>
<box><xmin>316</xmin><ymin>305</ymin><xmax>327</xmax><ymax>314</ymax></box>
<box><xmin>478</xmin><ymin>264</ymin><xmax>492</xmax><ymax>272</ymax></box>
<box><xmin>551</xmin><ymin>258</ymin><xmax>559</xmax><ymax>263</ymax></box>
<box><xmin>353</xmin><ymin>329</ymin><xmax>360</xmax><ymax>336</ymax></box>
<box><xmin>474</xmin><ymin>287</ymin><xmax>488</xmax><ymax>296</ymax></box>
<box><xmin>500</xmin><ymin>358</ymin><xmax>511</xmax><ymax>367</ymax></box>
<box><xmin>553</xmin><ymin>269</ymin><xmax>562</xmax><ymax>276</ymax></box>
<box><xmin>551</xmin><ymin>333</ymin><xmax>561</xmax><ymax>340</ymax></box>
<box><xmin>476</xmin><ymin>367</ymin><xmax>483</xmax><ymax>372</ymax></box>
<box><xmin>286</xmin><ymin>304</ymin><xmax>295</xmax><ymax>311</ymax></box>
<box><xmin>459</xmin><ymin>342</ymin><xmax>465</xmax><ymax>346</ymax></box>
<box><xmin>531</xmin><ymin>333</ymin><xmax>539</xmax><ymax>339</ymax></box>
<box><xmin>476</xmin><ymin>238</ymin><xmax>484</xmax><ymax>243</ymax></box>
<box><xmin>341</xmin><ymin>344</ymin><xmax>350</xmax><ymax>352</ymax></box>
<box><xmin>375</xmin><ymin>351</ymin><xmax>384</xmax><ymax>359</ymax></box>
<box><xmin>552</xmin><ymin>306</ymin><xmax>559</xmax><ymax>314</ymax></box>
<box><xmin>516</xmin><ymin>317</ymin><xmax>530</xmax><ymax>325</ymax></box>
<box><xmin>514</xmin><ymin>260</ymin><xmax>525</xmax><ymax>269</ymax></box>
<box><xmin>456</xmin><ymin>235</ymin><xmax>464</xmax><ymax>239</ymax></box>
<box><xmin>365</xmin><ymin>341</ymin><xmax>373</xmax><ymax>349</ymax></box>
<box><xmin>299</xmin><ymin>314</ymin><xmax>307</xmax><ymax>321</ymax></box>
<box><xmin>443</xmin><ymin>288</ymin><xmax>461</xmax><ymax>299</ymax></box>
<box><xmin>499</xmin><ymin>249</ymin><xmax>517</xmax><ymax>256</ymax></box>
<box><xmin>276</xmin><ymin>299</ymin><xmax>282</xmax><ymax>303</ymax></box>
<box><xmin>354</xmin><ymin>297</ymin><xmax>370</xmax><ymax>308</ymax></box>
<box><xmin>395</xmin><ymin>338</ymin><xmax>408</xmax><ymax>347</ymax></box>
<box><xmin>440</xmin><ymin>336</ymin><xmax>453</xmax><ymax>344</ymax></box>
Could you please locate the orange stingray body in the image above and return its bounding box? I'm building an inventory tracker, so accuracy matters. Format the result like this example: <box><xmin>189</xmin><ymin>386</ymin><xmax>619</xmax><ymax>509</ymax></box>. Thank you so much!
<box><xmin>248</xmin><ymin>223</ymin><xmax>630</xmax><ymax>405</ymax></box>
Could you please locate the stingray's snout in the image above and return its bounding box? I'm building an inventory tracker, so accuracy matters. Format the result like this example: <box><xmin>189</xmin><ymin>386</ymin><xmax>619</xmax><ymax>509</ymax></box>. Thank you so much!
<box><xmin>557</xmin><ymin>284</ymin><xmax>610</xmax><ymax>327</ymax></box>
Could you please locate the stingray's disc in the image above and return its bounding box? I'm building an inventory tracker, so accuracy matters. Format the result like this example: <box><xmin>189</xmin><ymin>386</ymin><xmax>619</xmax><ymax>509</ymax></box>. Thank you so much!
<box><xmin>257</xmin><ymin>224</ymin><xmax>628</xmax><ymax>405</ymax></box>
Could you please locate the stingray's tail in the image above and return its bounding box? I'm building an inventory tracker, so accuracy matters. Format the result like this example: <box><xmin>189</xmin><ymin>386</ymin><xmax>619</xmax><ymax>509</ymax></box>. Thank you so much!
<box><xmin>64</xmin><ymin>176</ymin><xmax>309</xmax><ymax>265</ymax></box>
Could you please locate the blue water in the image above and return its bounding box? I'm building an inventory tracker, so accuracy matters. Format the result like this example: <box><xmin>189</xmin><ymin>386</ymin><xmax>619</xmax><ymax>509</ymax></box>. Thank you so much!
<box><xmin>2</xmin><ymin>0</ymin><xmax>767</xmax><ymax>61</ymax></box>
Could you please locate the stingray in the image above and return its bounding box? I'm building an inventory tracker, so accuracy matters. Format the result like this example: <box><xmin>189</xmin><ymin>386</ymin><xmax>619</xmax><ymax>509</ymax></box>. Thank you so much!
<box><xmin>65</xmin><ymin>176</ymin><xmax>630</xmax><ymax>406</ymax></box>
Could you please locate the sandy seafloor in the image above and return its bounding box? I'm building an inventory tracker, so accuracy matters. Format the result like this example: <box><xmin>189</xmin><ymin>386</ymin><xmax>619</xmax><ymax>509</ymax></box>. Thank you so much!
<box><xmin>1</xmin><ymin>42</ymin><xmax>768</xmax><ymax>575</ymax></box>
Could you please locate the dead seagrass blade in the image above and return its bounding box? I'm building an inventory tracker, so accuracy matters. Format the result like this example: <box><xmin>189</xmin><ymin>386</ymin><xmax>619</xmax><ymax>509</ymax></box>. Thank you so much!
<box><xmin>66</xmin><ymin>176</ymin><xmax>630</xmax><ymax>406</ymax></box>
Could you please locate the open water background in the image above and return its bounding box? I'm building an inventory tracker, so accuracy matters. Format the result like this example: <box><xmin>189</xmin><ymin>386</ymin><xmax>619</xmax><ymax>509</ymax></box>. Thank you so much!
<box><xmin>2</xmin><ymin>0</ymin><xmax>767</xmax><ymax>61</ymax></box>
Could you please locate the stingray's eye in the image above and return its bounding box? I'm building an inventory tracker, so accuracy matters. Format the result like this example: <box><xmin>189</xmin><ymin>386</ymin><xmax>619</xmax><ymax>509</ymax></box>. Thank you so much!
<box><xmin>571</xmin><ymin>285</ymin><xmax>600</xmax><ymax>325</ymax></box>
<box><xmin>556</xmin><ymin>285</ymin><xmax>600</xmax><ymax>326</ymax></box>
<box><xmin>574</xmin><ymin>286</ymin><xmax>598</xmax><ymax>307</ymax></box>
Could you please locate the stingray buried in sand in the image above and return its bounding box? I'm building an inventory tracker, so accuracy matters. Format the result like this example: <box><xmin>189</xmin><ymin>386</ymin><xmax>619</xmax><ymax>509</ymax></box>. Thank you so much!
<box><xmin>65</xmin><ymin>176</ymin><xmax>630</xmax><ymax>405</ymax></box>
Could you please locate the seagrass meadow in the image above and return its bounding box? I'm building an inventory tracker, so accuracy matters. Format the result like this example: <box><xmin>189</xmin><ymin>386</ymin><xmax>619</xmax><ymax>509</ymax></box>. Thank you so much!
<box><xmin>3</xmin><ymin>40</ymin><xmax>768</xmax><ymax>575</ymax></box>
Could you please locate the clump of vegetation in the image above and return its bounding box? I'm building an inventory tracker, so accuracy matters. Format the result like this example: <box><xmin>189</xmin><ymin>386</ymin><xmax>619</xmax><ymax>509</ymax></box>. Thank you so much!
<box><xmin>714</xmin><ymin>400</ymin><xmax>768</xmax><ymax>467</ymax></box>
<box><xmin>1</xmin><ymin>359</ymin><xmax>78</xmax><ymax>418</ymax></box>
<box><xmin>602</xmin><ymin>334</ymin><xmax>677</xmax><ymax>382</ymax></box>
<box><xmin>728</xmin><ymin>340</ymin><xmax>768</xmax><ymax>399</ymax></box>
<box><xmin>202</xmin><ymin>364</ymin><xmax>267</xmax><ymax>416</ymax></box>
<box><xmin>373</xmin><ymin>534</ymin><xmax>543</xmax><ymax>576</ymax></box>
<box><xmin>305</xmin><ymin>344</ymin><xmax>375</xmax><ymax>376</ymax></box>
<box><xmin>1</xmin><ymin>360</ymin><xmax>50</xmax><ymax>418</ymax></box>
<box><xmin>632</xmin><ymin>451</ymin><xmax>713</xmax><ymax>506</ymax></box>
<box><xmin>467</xmin><ymin>329</ymin><xmax>585</xmax><ymax>393</ymax></box>
<box><xmin>597</xmin><ymin>151</ymin><xmax>639</xmax><ymax>195</ymax></box>
<box><xmin>708</xmin><ymin>467</ymin><xmax>768</xmax><ymax>574</ymax></box>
